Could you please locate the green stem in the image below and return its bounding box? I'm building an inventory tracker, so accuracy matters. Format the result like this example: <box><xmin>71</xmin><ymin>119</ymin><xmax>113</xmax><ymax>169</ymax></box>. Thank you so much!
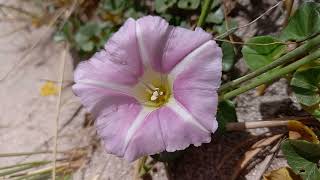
<box><xmin>219</xmin><ymin>34</ymin><xmax>320</xmax><ymax>92</ymax></box>
<box><xmin>0</xmin><ymin>151</ymin><xmax>64</xmax><ymax>158</ymax></box>
<box><xmin>219</xmin><ymin>49</ymin><xmax>320</xmax><ymax>101</ymax></box>
<box><xmin>197</xmin><ymin>0</ymin><xmax>214</xmax><ymax>27</ymax></box>
<box><xmin>0</xmin><ymin>161</ymin><xmax>50</xmax><ymax>171</ymax></box>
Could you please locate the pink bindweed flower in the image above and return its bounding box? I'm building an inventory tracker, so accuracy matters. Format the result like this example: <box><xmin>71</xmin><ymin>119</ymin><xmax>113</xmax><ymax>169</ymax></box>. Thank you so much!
<box><xmin>73</xmin><ymin>16</ymin><xmax>222</xmax><ymax>162</ymax></box>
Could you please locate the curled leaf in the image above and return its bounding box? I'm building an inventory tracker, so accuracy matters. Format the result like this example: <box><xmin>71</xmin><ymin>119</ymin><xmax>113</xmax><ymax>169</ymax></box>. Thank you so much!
<box><xmin>263</xmin><ymin>167</ymin><xmax>302</xmax><ymax>180</ymax></box>
<box><xmin>287</xmin><ymin>120</ymin><xmax>319</xmax><ymax>144</ymax></box>
<box><xmin>242</xmin><ymin>36</ymin><xmax>286</xmax><ymax>71</ymax></box>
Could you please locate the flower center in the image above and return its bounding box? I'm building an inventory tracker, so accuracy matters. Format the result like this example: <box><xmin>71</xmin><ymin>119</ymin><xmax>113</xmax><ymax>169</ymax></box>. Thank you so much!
<box><xmin>143</xmin><ymin>81</ymin><xmax>170</xmax><ymax>107</ymax></box>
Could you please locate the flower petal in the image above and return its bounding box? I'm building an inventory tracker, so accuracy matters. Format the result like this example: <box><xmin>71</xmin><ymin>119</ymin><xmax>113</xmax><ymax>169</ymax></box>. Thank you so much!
<box><xmin>73</xmin><ymin>84</ymin><xmax>143</xmax><ymax>157</ymax></box>
<box><xmin>169</xmin><ymin>40</ymin><xmax>222</xmax><ymax>131</ymax></box>
<box><xmin>124</xmin><ymin>108</ymin><xmax>165</xmax><ymax>161</ymax></box>
<box><xmin>74</xmin><ymin>18</ymin><xmax>143</xmax><ymax>93</ymax></box>
<box><xmin>104</xmin><ymin>18</ymin><xmax>143</xmax><ymax>77</ymax></box>
<box><xmin>161</xmin><ymin>27</ymin><xmax>212</xmax><ymax>72</ymax></box>
<box><xmin>125</xmin><ymin>105</ymin><xmax>211</xmax><ymax>161</ymax></box>
<box><xmin>136</xmin><ymin>16</ymin><xmax>171</xmax><ymax>72</ymax></box>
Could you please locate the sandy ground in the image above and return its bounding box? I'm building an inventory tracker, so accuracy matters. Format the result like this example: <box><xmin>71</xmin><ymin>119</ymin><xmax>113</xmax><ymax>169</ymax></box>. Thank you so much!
<box><xmin>0</xmin><ymin>0</ymin><xmax>298</xmax><ymax>179</ymax></box>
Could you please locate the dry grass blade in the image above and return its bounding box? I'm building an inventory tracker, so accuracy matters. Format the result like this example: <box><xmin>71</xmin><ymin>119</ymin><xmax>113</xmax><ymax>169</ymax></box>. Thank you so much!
<box><xmin>230</xmin><ymin>134</ymin><xmax>284</xmax><ymax>180</ymax></box>
<box><xmin>52</xmin><ymin>42</ymin><xmax>68</xmax><ymax>180</ymax></box>
<box><xmin>215</xmin><ymin>0</ymin><xmax>283</xmax><ymax>40</ymax></box>
<box><xmin>0</xmin><ymin>6</ymin><xmax>65</xmax><ymax>82</ymax></box>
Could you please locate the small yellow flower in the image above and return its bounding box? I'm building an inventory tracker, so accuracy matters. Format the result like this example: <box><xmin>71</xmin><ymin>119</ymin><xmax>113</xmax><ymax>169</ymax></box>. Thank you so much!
<box><xmin>40</xmin><ymin>81</ymin><xmax>58</xmax><ymax>96</ymax></box>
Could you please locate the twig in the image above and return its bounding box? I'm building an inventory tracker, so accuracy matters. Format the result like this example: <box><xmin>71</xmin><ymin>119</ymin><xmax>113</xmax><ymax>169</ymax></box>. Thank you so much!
<box><xmin>256</xmin><ymin>137</ymin><xmax>284</xmax><ymax>179</ymax></box>
<box><xmin>226</xmin><ymin>120</ymin><xmax>288</xmax><ymax>131</ymax></box>
<box><xmin>52</xmin><ymin>43</ymin><xmax>68</xmax><ymax>180</ymax></box>
<box><xmin>215</xmin><ymin>0</ymin><xmax>283</xmax><ymax>40</ymax></box>
<box><xmin>283</xmin><ymin>0</ymin><xmax>294</xmax><ymax>27</ymax></box>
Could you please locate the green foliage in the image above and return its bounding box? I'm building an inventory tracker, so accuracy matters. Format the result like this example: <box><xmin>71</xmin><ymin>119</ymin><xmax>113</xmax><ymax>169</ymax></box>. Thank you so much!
<box><xmin>221</xmin><ymin>42</ymin><xmax>236</xmax><ymax>72</ymax></box>
<box><xmin>291</xmin><ymin>66</ymin><xmax>320</xmax><ymax>106</ymax></box>
<box><xmin>74</xmin><ymin>22</ymin><xmax>111</xmax><ymax>52</ymax></box>
<box><xmin>282</xmin><ymin>140</ymin><xmax>320</xmax><ymax>180</ymax></box>
<box><xmin>214</xmin><ymin>19</ymin><xmax>237</xmax><ymax>35</ymax></box>
<box><xmin>100</xmin><ymin>0</ymin><xmax>131</xmax><ymax>12</ymax></box>
<box><xmin>206</xmin><ymin>7</ymin><xmax>224</xmax><ymax>24</ymax></box>
<box><xmin>177</xmin><ymin>0</ymin><xmax>200</xmax><ymax>10</ymax></box>
<box><xmin>217</xmin><ymin>100</ymin><xmax>237</xmax><ymax>133</ymax></box>
<box><xmin>281</xmin><ymin>2</ymin><xmax>320</xmax><ymax>41</ymax></box>
<box><xmin>242</xmin><ymin>36</ymin><xmax>286</xmax><ymax>70</ymax></box>
<box><xmin>155</xmin><ymin>0</ymin><xmax>177</xmax><ymax>13</ymax></box>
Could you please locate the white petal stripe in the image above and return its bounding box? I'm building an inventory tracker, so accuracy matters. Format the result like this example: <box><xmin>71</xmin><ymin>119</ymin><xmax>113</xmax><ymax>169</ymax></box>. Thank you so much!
<box><xmin>136</xmin><ymin>21</ymin><xmax>150</xmax><ymax>68</ymax></box>
<box><xmin>77</xmin><ymin>79</ymin><xmax>134</xmax><ymax>96</ymax></box>
<box><xmin>166</xmin><ymin>97</ymin><xmax>209</xmax><ymax>133</ymax></box>
<box><xmin>123</xmin><ymin>107</ymin><xmax>155</xmax><ymax>149</ymax></box>
<box><xmin>168</xmin><ymin>40</ymin><xmax>213</xmax><ymax>82</ymax></box>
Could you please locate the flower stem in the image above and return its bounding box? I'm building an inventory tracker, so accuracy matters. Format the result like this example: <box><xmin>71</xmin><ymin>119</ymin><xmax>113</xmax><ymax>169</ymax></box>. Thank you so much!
<box><xmin>197</xmin><ymin>0</ymin><xmax>214</xmax><ymax>27</ymax></box>
<box><xmin>219</xmin><ymin>34</ymin><xmax>320</xmax><ymax>93</ymax></box>
<box><xmin>219</xmin><ymin>49</ymin><xmax>320</xmax><ymax>101</ymax></box>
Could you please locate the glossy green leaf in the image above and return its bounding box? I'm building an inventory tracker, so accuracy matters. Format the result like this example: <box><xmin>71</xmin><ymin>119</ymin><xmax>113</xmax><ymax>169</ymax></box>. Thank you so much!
<box><xmin>177</xmin><ymin>0</ymin><xmax>200</xmax><ymax>10</ymax></box>
<box><xmin>242</xmin><ymin>36</ymin><xmax>286</xmax><ymax>70</ymax></box>
<box><xmin>221</xmin><ymin>42</ymin><xmax>236</xmax><ymax>72</ymax></box>
<box><xmin>155</xmin><ymin>0</ymin><xmax>177</xmax><ymax>13</ymax></box>
<box><xmin>282</xmin><ymin>140</ymin><xmax>320</xmax><ymax>180</ymax></box>
<box><xmin>217</xmin><ymin>100</ymin><xmax>237</xmax><ymax>133</ymax></box>
<box><xmin>281</xmin><ymin>2</ymin><xmax>320</xmax><ymax>41</ymax></box>
<box><xmin>291</xmin><ymin>66</ymin><xmax>320</xmax><ymax>106</ymax></box>
<box><xmin>206</xmin><ymin>7</ymin><xmax>224</xmax><ymax>24</ymax></box>
<box><xmin>289</xmin><ymin>140</ymin><xmax>320</xmax><ymax>159</ymax></box>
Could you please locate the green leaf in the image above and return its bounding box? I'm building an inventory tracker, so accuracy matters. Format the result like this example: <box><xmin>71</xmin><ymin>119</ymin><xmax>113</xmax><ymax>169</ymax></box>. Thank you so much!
<box><xmin>206</xmin><ymin>7</ymin><xmax>224</xmax><ymax>24</ymax></box>
<box><xmin>214</xmin><ymin>19</ymin><xmax>238</xmax><ymax>35</ymax></box>
<box><xmin>101</xmin><ymin>0</ymin><xmax>130</xmax><ymax>12</ymax></box>
<box><xmin>155</xmin><ymin>0</ymin><xmax>177</xmax><ymax>13</ymax></box>
<box><xmin>242</xmin><ymin>36</ymin><xmax>286</xmax><ymax>70</ymax></box>
<box><xmin>80</xmin><ymin>41</ymin><xmax>94</xmax><ymax>52</ymax></box>
<box><xmin>291</xmin><ymin>66</ymin><xmax>320</xmax><ymax>106</ymax></box>
<box><xmin>289</xmin><ymin>140</ymin><xmax>320</xmax><ymax>159</ymax></box>
<box><xmin>281</xmin><ymin>2</ymin><xmax>320</xmax><ymax>41</ymax></box>
<box><xmin>217</xmin><ymin>100</ymin><xmax>237</xmax><ymax>133</ymax></box>
<box><xmin>221</xmin><ymin>42</ymin><xmax>236</xmax><ymax>72</ymax></box>
<box><xmin>282</xmin><ymin>140</ymin><xmax>320</xmax><ymax>180</ymax></box>
<box><xmin>177</xmin><ymin>0</ymin><xmax>200</xmax><ymax>10</ymax></box>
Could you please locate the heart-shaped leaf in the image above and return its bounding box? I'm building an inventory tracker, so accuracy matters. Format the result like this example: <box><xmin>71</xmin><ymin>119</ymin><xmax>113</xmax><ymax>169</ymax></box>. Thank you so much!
<box><xmin>291</xmin><ymin>66</ymin><xmax>320</xmax><ymax>106</ymax></box>
<box><xmin>282</xmin><ymin>140</ymin><xmax>320</xmax><ymax>180</ymax></box>
<box><xmin>242</xmin><ymin>36</ymin><xmax>286</xmax><ymax>70</ymax></box>
<box><xmin>281</xmin><ymin>2</ymin><xmax>320</xmax><ymax>41</ymax></box>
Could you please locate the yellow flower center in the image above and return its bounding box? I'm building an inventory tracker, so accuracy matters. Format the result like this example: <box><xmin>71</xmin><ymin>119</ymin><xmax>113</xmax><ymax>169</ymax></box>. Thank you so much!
<box><xmin>134</xmin><ymin>70</ymin><xmax>171</xmax><ymax>108</ymax></box>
